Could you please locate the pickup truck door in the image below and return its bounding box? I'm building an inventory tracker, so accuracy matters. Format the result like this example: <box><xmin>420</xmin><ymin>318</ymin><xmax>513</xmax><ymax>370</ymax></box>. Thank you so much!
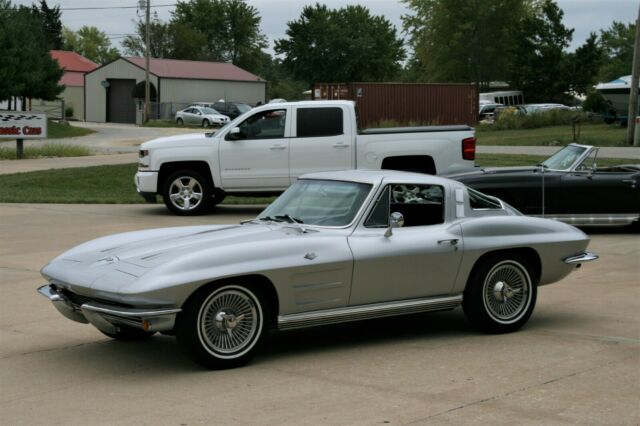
<box><xmin>347</xmin><ymin>184</ymin><xmax>463</xmax><ymax>305</ymax></box>
<box><xmin>218</xmin><ymin>107</ymin><xmax>291</xmax><ymax>189</ymax></box>
<box><xmin>289</xmin><ymin>106</ymin><xmax>353</xmax><ymax>183</ymax></box>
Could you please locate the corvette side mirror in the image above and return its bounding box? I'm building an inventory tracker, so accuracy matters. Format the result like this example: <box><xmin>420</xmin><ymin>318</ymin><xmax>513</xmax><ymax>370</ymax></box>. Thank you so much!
<box><xmin>384</xmin><ymin>212</ymin><xmax>404</xmax><ymax>238</ymax></box>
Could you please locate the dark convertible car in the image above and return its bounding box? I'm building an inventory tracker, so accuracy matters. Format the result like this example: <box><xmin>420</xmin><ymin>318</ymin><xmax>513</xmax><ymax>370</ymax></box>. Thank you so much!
<box><xmin>446</xmin><ymin>144</ymin><xmax>640</xmax><ymax>227</ymax></box>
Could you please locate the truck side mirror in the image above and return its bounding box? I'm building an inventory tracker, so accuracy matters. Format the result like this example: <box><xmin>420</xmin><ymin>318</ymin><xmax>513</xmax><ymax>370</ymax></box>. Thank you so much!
<box><xmin>227</xmin><ymin>127</ymin><xmax>242</xmax><ymax>141</ymax></box>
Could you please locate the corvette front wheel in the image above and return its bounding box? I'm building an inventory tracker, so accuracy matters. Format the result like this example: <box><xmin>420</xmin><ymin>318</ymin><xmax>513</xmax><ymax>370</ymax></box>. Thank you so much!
<box><xmin>177</xmin><ymin>284</ymin><xmax>268</xmax><ymax>369</ymax></box>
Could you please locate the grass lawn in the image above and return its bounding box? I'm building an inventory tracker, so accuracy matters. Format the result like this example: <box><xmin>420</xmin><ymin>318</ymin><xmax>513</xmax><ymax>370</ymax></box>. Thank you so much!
<box><xmin>47</xmin><ymin>121</ymin><xmax>94</xmax><ymax>139</ymax></box>
<box><xmin>0</xmin><ymin>164</ymin><xmax>275</xmax><ymax>204</ymax></box>
<box><xmin>476</xmin><ymin>123</ymin><xmax>627</xmax><ymax>147</ymax></box>
<box><xmin>0</xmin><ymin>144</ymin><xmax>91</xmax><ymax>160</ymax></box>
<box><xmin>0</xmin><ymin>121</ymin><xmax>94</xmax><ymax>159</ymax></box>
<box><xmin>0</xmin><ymin>154</ymin><xmax>633</xmax><ymax>204</ymax></box>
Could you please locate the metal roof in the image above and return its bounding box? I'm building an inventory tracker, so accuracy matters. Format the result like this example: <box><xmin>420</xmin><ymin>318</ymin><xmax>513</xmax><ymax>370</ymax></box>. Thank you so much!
<box><xmin>124</xmin><ymin>57</ymin><xmax>265</xmax><ymax>82</ymax></box>
<box><xmin>50</xmin><ymin>50</ymin><xmax>98</xmax><ymax>73</ymax></box>
<box><xmin>59</xmin><ymin>71</ymin><xmax>84</xmax><ymax>87</ymax></box>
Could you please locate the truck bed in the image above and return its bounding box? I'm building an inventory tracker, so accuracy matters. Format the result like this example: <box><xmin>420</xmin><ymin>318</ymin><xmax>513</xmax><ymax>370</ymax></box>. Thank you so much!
<box><xmin>360</xmin><ymin>125</ymin><xmax>473</xmax><ymax>135</ymax></box>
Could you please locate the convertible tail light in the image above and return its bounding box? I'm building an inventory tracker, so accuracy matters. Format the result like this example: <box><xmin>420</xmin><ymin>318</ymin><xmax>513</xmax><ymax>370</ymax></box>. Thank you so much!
<box><xmin>462</xmin><ymin>137</ymin><xmax>476</xmax><ymax>161</ymax></box>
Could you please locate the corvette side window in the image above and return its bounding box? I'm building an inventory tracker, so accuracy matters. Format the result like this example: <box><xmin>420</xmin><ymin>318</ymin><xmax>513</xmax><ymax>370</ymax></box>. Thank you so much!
<box><xmin>365</xmin><ymin>184</ymin><xmax>444</xmax><ymax>227</ymax></box>
<box><xmin>364</xmin><ymin>186</ymin><xmax>390</xmax><ymax>227</ymax></box>
<box><xmin>468</xmin><ymin>188</ymin><xmax>502</xmax><ymax>210</ymax></box>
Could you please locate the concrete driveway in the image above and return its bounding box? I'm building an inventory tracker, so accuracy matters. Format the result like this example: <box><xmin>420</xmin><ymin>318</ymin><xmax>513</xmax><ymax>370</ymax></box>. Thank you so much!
<box><xmin>1</xmin><ymin>203</ymin><xmax>638</xmax><ymax>425</ymax></box>
<box><xmin>0</xmin><ymin>121</ymin><xmax>206</xmax><ymax>154</ymax></box>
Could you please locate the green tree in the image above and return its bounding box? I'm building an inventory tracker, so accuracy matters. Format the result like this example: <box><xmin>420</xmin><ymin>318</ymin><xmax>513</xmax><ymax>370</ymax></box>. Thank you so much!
<box><xmin>507</xmin><ymin>0</ymin><xmax>574</xmax><ymax>102</ymax></box>
<box><xmin>0</xmin><ymin>2</ymin><xmax>63</xmax><ymax>103</ymax></box>
<box><xmin>275</xmin><ymin>4</ymin><xmax>404</xmax><ymax>85</ymax></box>
<box><xmin>32</xmin><ymin>0</ymin><xmax>63</xmax><ymax>50</ymax></box>
<box><xmin>121</xmin><ymin>13</ymin><xmax>207</xmax><ymax>60</ymax></box>
<box><xmin>565</xmin><ymin>33</ymin><xmax>603</xmax><ymax>97</ymax></box>
<box><xmin>402</xmin><ymin>0</ymin><xmax>526</xmax><ymax>87</ymax></box>
<box><xmin>171</xmin><ymin>0</ymin><xmax>267</xmax><ymax>71</ymax></box>
<box><xmin>62</xmin><ymin>26</ymin><xmax>119</xmax><ymax>64</ymax></box>
<box><xmin>253</xmin><ymin>53</ymin><xmax>308</xmax><ymax>100</ymax></box>
<box><xmin>598</xmin><ymin>21</ymin><xmax>635</xmax><ymax>81</ymax></box>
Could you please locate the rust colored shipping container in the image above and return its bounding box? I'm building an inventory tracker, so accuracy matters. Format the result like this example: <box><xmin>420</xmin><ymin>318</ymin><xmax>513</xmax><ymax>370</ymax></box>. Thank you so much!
<box><xmin>312</xmin><ymin>82</ymin><xmax>478</xmax><ymax>128</ymax></box>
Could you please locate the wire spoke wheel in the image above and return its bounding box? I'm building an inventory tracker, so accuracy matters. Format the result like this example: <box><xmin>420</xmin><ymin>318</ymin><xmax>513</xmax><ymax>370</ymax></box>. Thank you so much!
<box><xmin>482</xmin><ymin>260</ymin><xmax>532</xmax><ymax>324</ymax></box>
<box><xmin>197</xmin><ymin>288</ymin><xmax>261</xmax><ymax>358</ymax></box>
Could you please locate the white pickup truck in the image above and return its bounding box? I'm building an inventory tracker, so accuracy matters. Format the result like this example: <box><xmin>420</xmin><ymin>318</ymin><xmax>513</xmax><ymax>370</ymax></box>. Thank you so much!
<box><xmin>136</xmin><ymin>100</ymin><xmax>477</xmax><ymax>215</ymax></box>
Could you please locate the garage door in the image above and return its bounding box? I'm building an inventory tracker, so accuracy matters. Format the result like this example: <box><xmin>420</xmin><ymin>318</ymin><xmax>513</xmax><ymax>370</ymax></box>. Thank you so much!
<box><xmin>107</xmin><ymin>79</ymin><xmax>136</xmax><ymax>123</ymax></box>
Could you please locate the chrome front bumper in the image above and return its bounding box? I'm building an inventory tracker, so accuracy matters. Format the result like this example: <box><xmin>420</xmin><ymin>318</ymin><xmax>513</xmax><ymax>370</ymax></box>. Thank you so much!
<box><xmin>37</xmin><ymin>284</ymin><xmax>181</xmax><ymax>334</ymax></box>
<box><xmin>564</xmin><ymin>251</ymin><xmax>599</xmax><ymax>265</ymax></box>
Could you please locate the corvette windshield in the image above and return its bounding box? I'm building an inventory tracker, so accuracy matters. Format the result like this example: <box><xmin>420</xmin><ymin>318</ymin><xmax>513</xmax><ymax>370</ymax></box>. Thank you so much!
<box><xmin>258</xmin><ymin>179</ymin><xmax>372</xmax><ymax>227</ymax></box>
<box><xmin>542</xmin><ymin>145</ymin><xmax>587</xmax><ymax>170</ymax></box>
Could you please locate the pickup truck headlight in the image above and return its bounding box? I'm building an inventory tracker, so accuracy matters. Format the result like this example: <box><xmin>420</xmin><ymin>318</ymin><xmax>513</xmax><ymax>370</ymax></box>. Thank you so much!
<box><xmin>138</xmin><ymin>150</ymin><xmax>150</xmax><ymax>169</ymax></box>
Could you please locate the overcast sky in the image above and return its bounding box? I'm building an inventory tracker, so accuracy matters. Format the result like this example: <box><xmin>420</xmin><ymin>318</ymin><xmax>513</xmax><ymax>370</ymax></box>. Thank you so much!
<box><xmin>14</xmin><ymin>0</ymin><xmax>639</xmax><ymax>53</ymax></box>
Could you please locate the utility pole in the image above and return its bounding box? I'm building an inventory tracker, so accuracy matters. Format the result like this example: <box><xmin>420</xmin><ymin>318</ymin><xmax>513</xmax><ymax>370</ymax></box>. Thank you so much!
<box><xmin>626</xmin><ymin>4</ymin><xmax>640</xmax><ymax>146</ymax></box>
<box><xmin>144</xmin><ymin>0</ymin><xmax>151</xmax><ymax>123</ymax></box>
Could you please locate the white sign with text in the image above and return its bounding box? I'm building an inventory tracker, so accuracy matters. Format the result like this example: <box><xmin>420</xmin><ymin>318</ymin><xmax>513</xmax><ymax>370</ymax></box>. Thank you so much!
<box><xmin>0</xmin><ymin>112</ymin><xmax>47</xmax><ymax>139</ymax></box>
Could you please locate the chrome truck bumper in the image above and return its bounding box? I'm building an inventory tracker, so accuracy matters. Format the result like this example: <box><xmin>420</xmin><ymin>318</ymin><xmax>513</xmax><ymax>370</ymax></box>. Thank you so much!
<box><xmin>37</xmin><ymin>284</ymin><xmax>181</xmax><ymax>334</ymax></box>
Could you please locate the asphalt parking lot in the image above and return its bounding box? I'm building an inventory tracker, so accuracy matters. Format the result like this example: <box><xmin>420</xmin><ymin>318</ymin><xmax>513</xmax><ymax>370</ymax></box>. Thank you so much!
<box><xmin>1</xmin><ymin>203</ymin><xmax>638</xmax><ymax>425</ymax></box>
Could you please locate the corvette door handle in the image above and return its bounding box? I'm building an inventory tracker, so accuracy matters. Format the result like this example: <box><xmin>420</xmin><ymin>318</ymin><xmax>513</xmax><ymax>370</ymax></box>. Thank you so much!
<box><xmin>332</xmin><ymin>143</ymin><xmax>349</xmax><ymax>148</ymax></box>
<box><xmin>269</xmin><ymin>145</ymin><xmax>286</xmax><ymax>150</ymax></box>
<box><xmin>437</xmin><ymin>239</ymin><xmax>459</xmax><ymax>246</ymax></box>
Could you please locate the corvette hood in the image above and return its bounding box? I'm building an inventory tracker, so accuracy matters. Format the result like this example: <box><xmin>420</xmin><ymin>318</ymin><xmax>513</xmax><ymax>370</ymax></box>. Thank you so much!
<box><xmin>41</xmin><ymin>224</ymin><xmax>308</xmax><ymax>290</ymax></box>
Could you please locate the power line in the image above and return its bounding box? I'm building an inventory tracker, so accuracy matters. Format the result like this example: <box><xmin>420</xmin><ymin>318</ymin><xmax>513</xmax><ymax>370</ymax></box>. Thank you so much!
<box><xmin>58</xmin><ymin>4</ymin><xmax>176</xmax><ymax>11</ymax></box>
<box><xmin>1</xmin><ymin>3</ymin><xmax>176</xmax><ymax>11</ymax></box>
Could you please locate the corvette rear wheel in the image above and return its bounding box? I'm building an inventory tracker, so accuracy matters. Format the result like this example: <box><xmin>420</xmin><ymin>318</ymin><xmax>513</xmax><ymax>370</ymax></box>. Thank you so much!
<box><xmin>177</xmin><ymin>284</ymin><xmax>268</xmax><ymax>369</ymax></box>
<box><xmin>463</xmin><ymin>254</ymin><xmax>537</xmax><ymax>333</ymax></box>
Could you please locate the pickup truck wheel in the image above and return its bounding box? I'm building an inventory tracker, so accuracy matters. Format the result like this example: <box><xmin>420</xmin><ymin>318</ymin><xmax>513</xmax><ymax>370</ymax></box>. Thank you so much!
<box><xmin>202</xmin><ymin>119</ymin><xmax>210</xmax><ymax>128</ymax></box>
<box><xmin>176</xmin><ymin>284</ymin><xmax>268</xmax><ymax>369</ymax></box>
<box><xmin>162</xmin><ymin>170</ymin><xmax>212</xmax><ymax>215</ymax></box>
<box><xmin>462</xmin><ymin>254</ymin><xmax>537</xmax><ymax>334</ymax></box>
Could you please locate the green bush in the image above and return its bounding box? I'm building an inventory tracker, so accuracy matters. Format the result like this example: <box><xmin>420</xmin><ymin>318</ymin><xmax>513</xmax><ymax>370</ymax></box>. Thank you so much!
<box><xmin>480</xmin><ymin>109</ymin><xmax>597</xmax><ymax>131</ymax></box>
<box><xmin>0</xmin><ymin>143</ymin><xmax>91</xmax><ymax>159</ymax></box>
<box><xmin>582</xmin><ymin>90</ymin><xmax>606</xmax><ymax>113</ymax></box>
<box><xmin>64</xmin><ymin>106</ymin><xmax>74</xmax><ymax>118</ymax></box>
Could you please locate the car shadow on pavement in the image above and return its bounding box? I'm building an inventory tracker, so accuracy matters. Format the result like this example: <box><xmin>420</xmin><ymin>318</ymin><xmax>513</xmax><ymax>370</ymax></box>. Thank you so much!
<box><xmin>45</xmin><ymin>309</ymin><xmax>579</xmax><ymax>374</ymax></box>
<box><xmin>262</xmin><ymin>310</ymin><xmax>473</xmax><ymax>360</ymax></box>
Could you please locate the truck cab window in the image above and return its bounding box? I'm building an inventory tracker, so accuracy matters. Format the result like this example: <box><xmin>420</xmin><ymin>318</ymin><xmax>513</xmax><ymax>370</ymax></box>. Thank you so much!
<box><xmin>237</xmin><ymin>109</ymin><xmax>286</xmax><ymax>139</ymax></box>
<box><xmin>297</xmin><ymin>107</ymin><xmax>343</xmax><ymax>137</ymax></box>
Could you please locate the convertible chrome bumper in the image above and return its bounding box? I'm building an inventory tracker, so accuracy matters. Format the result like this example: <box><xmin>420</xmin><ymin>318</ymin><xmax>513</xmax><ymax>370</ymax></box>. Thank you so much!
<box><xmin>564</xmin><ymin>251</ymin><xmax>599</xmax><ymax>265</ymax></box>
<box><xmin>37</xmin><ymin>284</ymin><xmax>181</xmax><ymax>334</ymax></box>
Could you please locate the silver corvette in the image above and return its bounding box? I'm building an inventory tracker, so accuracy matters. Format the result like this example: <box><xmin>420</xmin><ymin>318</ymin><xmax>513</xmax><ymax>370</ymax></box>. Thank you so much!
<box><xmin>39</xmin><ymin>170</ymin><xmax>597</xmax><ymax>368</ymax></box>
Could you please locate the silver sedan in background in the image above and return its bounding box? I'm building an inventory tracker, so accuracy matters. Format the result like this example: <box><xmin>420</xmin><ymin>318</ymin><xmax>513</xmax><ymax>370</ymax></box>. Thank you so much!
<box><xmin>175</xmin><ymin>106</ymin><xmax>230</xmax><ymax>128</ymax></box>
